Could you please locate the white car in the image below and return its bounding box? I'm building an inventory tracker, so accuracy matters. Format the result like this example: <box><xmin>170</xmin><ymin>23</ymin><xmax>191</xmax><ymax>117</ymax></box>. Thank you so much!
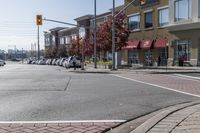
<box><xmin>0</xmin><ymin>60</ymin><xmax>5</xmax><ymax>66</ymax></box>
<box><xmin>65</xmin><ymin>56</ymin><xmax>81</xmax><ymax>68</ymax></box>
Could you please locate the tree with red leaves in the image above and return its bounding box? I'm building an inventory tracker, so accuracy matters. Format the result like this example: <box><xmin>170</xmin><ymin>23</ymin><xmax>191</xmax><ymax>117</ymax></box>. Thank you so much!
<box><xmin>68</xmin><ymin>35</ymin><xmax>82</xmax><ymax>57</ymax></box>
<box><xmin>96</xmin><ymin>13</ymin><xmax>130</xmax><ymax>57</ymax></box>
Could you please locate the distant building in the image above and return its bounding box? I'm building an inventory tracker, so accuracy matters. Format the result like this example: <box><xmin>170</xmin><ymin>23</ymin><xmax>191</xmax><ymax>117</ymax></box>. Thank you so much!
<box><xmin>7</xmin><ymin>49</ymin><xmax>28</xmax><ymax>60</ymax></box>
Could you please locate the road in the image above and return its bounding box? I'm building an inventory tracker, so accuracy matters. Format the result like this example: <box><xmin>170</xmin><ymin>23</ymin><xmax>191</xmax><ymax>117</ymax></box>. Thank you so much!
<box><xmin>0</xmin><ymin>62</ymin><xmax>199</xmax><ymax>121</ymax></box>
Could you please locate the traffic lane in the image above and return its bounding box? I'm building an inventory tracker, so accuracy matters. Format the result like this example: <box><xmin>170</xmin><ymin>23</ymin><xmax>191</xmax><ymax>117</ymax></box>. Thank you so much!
<box><xmin>0</xmin><ymin>73</ymin><xmax>198</xmax><ymax>121</ymax></box>
<box><xmin>65</xmin><ymin>74</ymin><xmax>199</xmax><ymax>120</ymax></box>
<box><xmin>0</xmin><ymin>65</ymin><xmax>69</xmax><ymax>91</ymax></box>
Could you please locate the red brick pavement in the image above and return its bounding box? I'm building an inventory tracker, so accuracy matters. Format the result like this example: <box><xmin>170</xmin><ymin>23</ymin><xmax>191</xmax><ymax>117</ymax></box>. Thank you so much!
<box><xmin>117</xmin><ymin>72</ymin><xmax>200</xmax><ymax>96</ymax></box>
<box><xmin>0</xmin><ymin>122</ymin><xmax>121</xmax><ymax>133</ymax></box>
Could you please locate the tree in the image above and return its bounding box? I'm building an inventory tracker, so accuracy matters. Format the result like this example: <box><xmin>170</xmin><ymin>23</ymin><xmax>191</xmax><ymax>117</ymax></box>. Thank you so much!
<box><xmin>57</xmin><ymin>45</ymin><xmax>67</xmax><ymax>57</ymax></box>
<box><xmin>84</xmin><ymin>35</ymin><xmax>94</xmax><ymax>58</ymax></box>
<box><xmin>96</xmin><ymin>13</ymin><xmax>130</xmax><ymax>56</ymax></box>
<box><xmin>68</xmin><ymin>35</ymin><xmax>82</xmax><ymax>57</ymax></box>
<box><xmin>45</xmin><ymin>47</ymin><xmax>57</xmax><ymax>58</ymax></box>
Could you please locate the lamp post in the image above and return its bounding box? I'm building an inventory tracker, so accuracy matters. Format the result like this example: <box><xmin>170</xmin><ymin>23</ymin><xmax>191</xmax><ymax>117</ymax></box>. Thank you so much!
<box><xmin>112</xmin><ymin>0</ymin><xmax>116</xmax><ymax>70</ymax></box>
<box><xmin>94</xmin><ymin>0</ymin><xmax>97</xmax><ymax>68</ymax></box>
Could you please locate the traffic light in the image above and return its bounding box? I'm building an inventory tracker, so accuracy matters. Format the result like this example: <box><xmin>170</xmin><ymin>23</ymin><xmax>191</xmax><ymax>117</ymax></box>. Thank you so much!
<box><xmin>140</xmin><ymin>0</ymin><xmax>146</xmax><ymax>5</ymax></box>
<box><xmin>36</xmin><ymin>15</ymin><xmax>43</xmax><ymax>25</ymax></box>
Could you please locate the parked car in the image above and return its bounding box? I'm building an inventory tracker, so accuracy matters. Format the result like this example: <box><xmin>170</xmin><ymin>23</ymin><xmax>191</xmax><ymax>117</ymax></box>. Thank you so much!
<box><xmin>38</xmin><ymin>59</ymin><xmax>46</xmax><ymax>65</ymax></box>
<box><xmin>52</xmin><ymin>59</ymin><xmax>57</xmax><ymax>65</ymax></box>
<box><xmin>59</xmin><ymin>58</ymin><xmax>67</xmax><ymax>66</ymax></box>
<box><xmin>0</xmin><ymin>60</ymin><xmax>5</xmax><ymax>66</ymax></box>
<box><xmin>65</xmin><ymin>56</ymin><xmax>81</xmax><ymax>68</ymax></box>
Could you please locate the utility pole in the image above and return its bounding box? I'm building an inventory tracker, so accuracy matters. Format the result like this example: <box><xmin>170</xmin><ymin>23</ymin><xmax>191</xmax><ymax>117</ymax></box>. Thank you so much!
<box><xmin>94</xmin><ymin>0</ymin><xmax>97</xmax><ymax>68</ymax></box>
<box><xmin>37</xmin><ymin>25</ymin><xmax>40</xmax><ymax>60</ymax></box>
<box><xmin>112</xmin><ymin>0</ymin><xmax>116</xmax><ymax>70</ymax></box>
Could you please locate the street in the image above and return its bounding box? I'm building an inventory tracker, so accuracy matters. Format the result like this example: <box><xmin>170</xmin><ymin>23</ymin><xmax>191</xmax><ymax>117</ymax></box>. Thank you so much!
<box><xmin>0</xmin><ymin>63</ymin><xmax>199</xmax><ymax>121</ymax></box>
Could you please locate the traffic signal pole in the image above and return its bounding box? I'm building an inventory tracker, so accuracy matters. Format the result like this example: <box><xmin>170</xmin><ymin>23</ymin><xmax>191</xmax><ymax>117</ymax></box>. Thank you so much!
<box><xmin>37</xmin><ymin>25</ymin><xmax>40</xmax><ymax>60</ymax></box>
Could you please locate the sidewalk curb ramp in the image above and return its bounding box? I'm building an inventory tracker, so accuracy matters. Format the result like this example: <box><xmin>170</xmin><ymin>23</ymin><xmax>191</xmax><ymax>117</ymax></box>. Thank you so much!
<box><xmin>131</xmin><ymin>100</ymin><xmax>200</xmax><ymax>133</ymax></box>
<box><xmin>106</xmin><ymin>101</ymin><xmax>200</xmax><ymax>133</ymax></box>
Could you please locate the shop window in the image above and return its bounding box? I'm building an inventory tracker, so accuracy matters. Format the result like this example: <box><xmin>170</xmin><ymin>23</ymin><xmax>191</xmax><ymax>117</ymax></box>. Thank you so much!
<box><xmin>128</xmin><ymin>50</ymin><xmax>139</xmax><ymax>64</ymax></box>
<box><xmin>158</xmin><ymin>48</ymin><xmax>168</xmax><ymax>66</ymax></box>
<box><xmin>144</xmin><ymin>50</ymin><xmax>153</xmax><ymax>66</ymax></box>
<box><xmin>145</xmin><ymin>12</ymin><xmax>153</xmax><ymax>28</ymax></box>
<box><xmin>175</xmin><ymin>0</ymin><xmax>192</xmax><ymax>21</ymax></box>
<box><xmin>158</xmin><ymin>8</ymin><xmax>169</xmax><ymax>27</ymax></box>
<box><xmin>174</xmin><ymin>40</ymin><xmax>191</xmax><ymax>61</ymax></box>
<box><xmin>128</xmin><ymin>14</ymin><xmax>140</xmax><ymax>31</ymax></box>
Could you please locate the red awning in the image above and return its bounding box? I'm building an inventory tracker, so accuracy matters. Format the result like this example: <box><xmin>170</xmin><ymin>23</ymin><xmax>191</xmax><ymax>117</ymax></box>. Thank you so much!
<box><xmin>140</xmin><ymin>40</ymin><xmax>153</xmax><ymax>49</ymax></box>
<box><xmin>155</xmin><ymin>38</ymin><xmax>168</xmax><ymax>48</ymax></box>
<box><xmin>123</xmin><ymin>40</ymin><xmax>140</xmax><ymax>50</ymax></box>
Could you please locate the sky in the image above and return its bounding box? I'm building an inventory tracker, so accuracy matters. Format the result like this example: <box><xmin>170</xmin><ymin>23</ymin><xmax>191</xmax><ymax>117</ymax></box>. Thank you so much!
<box><xmin>0</xmin><ymin>0</ymin><xmax>124</xmax><ymax>52</ymax></box>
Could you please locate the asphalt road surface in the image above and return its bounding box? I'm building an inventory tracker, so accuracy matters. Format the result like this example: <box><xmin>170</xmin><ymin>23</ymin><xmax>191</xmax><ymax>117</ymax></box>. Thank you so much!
<box><xmin>0</xmin><ymin>62</ymin><xmax>198</xmax><ymax>121</ymax></box>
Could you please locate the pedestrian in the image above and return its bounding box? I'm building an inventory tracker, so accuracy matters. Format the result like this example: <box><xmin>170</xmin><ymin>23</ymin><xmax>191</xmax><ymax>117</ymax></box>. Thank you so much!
<box><xmin>158</xmin><ymin>56</ymin><xmax>161</xmax><ymax>66</ymax></box>
<box><xmin>72</xmin><ymin>56</ymin><xmax>76</xmax><ymax>70</ymax></box>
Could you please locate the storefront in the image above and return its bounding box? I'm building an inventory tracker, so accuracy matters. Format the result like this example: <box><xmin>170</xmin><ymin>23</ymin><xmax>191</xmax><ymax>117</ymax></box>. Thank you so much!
<box><xmin>123</xmin><ymin>40</ymin><xmax>140</xmax><ymax>65</ymax></box>
<box><xmin>154</xmin><ymin>38</ymin><xmax>168</xmax><ymax>66</ymax></box>
<box><xmin>140</xmin><ymin>40</ymin><xmax>153</xmax><ymax>66</ymax></box>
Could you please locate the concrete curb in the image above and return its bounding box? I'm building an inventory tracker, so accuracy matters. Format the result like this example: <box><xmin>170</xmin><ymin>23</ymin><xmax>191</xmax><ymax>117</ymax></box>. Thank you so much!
<box><xmin>69</xmin><ymin>70</ymin><xmax>112</xmax><ymax>74</ymax></box>
<box><xmin>130</xmin><ymin>100</ymin><xmax>200</xmax><ymax>133</ymax></box>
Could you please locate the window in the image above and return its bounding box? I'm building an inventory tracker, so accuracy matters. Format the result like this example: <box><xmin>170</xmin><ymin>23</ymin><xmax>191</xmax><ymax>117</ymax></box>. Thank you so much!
<box><xmin>128</xmin><ymin>14</ymin><xmax>140</xmax><ymax>31</ymax></box>
<box><xmin>128</xmin><ymin>50</ymin><xmax>139</xmax><ymax>64</ymax></box>
<box><xmin>145</xmin><ymin>12</ymin><xmax>153</xmax><ymax>28</ymax></box>
<box><xmin>175</xmin><ymin>0</ymin><xmax>192</xmax><ymax>21</ymax></box>
<box><xmin>159</xmin><ymin>8</ymin><xmax>169</xmax><ymax>27</ymax></box>
<box><xmin>174</xmin><ymin>40</ymin><xmax>191</xmax><ymax>61</ymax></box>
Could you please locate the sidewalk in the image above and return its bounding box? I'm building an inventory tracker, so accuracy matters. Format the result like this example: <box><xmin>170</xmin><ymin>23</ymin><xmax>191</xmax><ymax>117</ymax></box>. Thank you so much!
<box><xmin>0</xmin><ymin>121</ymin><xmax>121</xmax><ymax>133</ymax></box>
<box><xmin>107</xmin><ymin>101</ymin><xmax>200</xmax><ymax>133</ymax></box>
<box><xmin>69</xmin><ymin>64</ymin><xmax>200</xmax><ymax>74</ymax></box>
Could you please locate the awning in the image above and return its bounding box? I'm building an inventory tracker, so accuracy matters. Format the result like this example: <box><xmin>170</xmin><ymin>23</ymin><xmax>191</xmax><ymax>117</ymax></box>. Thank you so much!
<box><xmin>140</xmin><ymin>40</ymin><xmax>153</xmax><ymax>49</ymax></box>
<box><xmin>123</xmin><ymin>40</ymin><xmax>140</xmax><ymax>50</ymax></box>
<box><xmin>155</xmin><ymin>38</ymin><xmax>168</xmax><ymax>48</ymax></box>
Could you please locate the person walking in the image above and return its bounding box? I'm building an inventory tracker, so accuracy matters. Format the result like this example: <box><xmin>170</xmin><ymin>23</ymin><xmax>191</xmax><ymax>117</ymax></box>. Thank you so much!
<box><xmin>158</xmin><ymin>56</ymin><xmax>161</xmax><ymax>66</ymax></box>
<box><xmin>72</xmin><ymin>56</ymin><xmax>77</xmax><ymax>70</ymax></box>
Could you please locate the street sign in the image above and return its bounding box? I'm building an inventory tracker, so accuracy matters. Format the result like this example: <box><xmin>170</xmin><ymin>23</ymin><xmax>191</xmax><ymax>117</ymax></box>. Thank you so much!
<box><xmin>36</xmin><ymin>15</ymin><xmax>43</xmax><ymax>25</ymax></box>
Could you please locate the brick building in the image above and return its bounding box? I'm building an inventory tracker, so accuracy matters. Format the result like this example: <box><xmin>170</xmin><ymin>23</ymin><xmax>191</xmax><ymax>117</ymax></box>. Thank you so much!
<box><xmin>123</xmin><ymin>0</ymin><xmax>200</xmax><ymax>67</ymax></box>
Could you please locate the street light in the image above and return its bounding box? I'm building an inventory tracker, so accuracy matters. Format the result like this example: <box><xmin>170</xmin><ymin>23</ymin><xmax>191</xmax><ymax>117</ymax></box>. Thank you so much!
<box><xmin>94</xmin><ymin>0</ymin><xmax>97</xmax><ymax>69</ymax></box>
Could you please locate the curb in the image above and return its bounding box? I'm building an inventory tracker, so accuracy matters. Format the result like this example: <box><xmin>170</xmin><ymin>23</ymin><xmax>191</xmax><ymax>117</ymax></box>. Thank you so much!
<box><xmin>130</xmin><ymin>100</ymin><xmax>200</xmax><ymax>133</ymax></box>
<box><xmin>69</xmin><ymin>70</ymin><xmax>112</xmax><ymax>74</ymax></box>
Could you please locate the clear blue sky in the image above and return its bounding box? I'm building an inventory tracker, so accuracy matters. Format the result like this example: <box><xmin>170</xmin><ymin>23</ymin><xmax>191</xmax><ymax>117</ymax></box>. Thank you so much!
<box><xmin>0</xmin><ymin>0</ymin><xmax>124</xmax><ymax>51</ymax></box>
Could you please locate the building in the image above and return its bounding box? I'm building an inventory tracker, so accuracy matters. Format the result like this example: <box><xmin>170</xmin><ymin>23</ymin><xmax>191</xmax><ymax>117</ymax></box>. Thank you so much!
<box><xmin>124</xmin><ymin>0</ymin><xmax>200</xmax><ymax>67</ymax></box>
<box><xmin>123</xmin><ymin>0</ymin><xmax>171</xmax><ymax>66</ymax></box>
<box><xmin>167</xmin><ymin>0</ymin><xmax>200</xmax><ymax>66</ymax></box>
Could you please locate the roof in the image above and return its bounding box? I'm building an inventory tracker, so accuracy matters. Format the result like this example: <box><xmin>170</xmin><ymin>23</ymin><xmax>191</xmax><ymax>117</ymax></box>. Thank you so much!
<box><xmin>58</xmin><ymin>27</ymin><xmax>78</xmax><ymax>33</ymax></box>
<box><xmin>90</xmin><ymin>11</ymin><xmax>111</xmax><ymax>20</ymax></box>
<box><xmin>49</xmin><ymin>27</ymin><xmax>67</xmax><ymax>32</ymax></box>
<box><xmin>74</xmin><ymin>15</ymin><xmax>94</xmax><ymax>21</ymax></box>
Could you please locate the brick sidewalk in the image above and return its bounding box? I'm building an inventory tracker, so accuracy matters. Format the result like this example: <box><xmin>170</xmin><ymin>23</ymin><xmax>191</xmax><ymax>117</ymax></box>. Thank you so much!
<box><xmin>147</xmin><ymin>104</ymin><xmax>200</xmax><ymax>133</ymax></box>
<box><xmin>117</xmin><ymin>72</ymin><xmax>200</xmax><ymax>96</ymax></box>
<box><xmin>0</xmin><ymin>122</ymin><xmax>121</xmax><ymax>133</ymax></box>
